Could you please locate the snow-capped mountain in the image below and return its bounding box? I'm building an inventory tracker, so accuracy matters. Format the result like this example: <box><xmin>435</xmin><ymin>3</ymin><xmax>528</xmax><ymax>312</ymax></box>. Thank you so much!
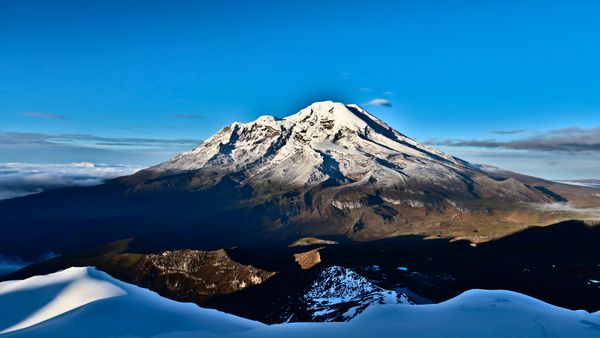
<box><xmin>151</xmin><ymin>101</ymin><xmax>466</xmax><ymax>188</ymax></box>
<box><xmin>121</xmin><ymin>101</ymin><xmax>581</xmax><ymax>244</ymax></box>
<box><xmin>141</xmin><ymin>100</ymin><xmax>557</xmax><ymax>207</ymax></box>
<box><xmin>1</xmin><ymin>101</ymin><xmax>598</xmax><ymax>260</ymax></box>
<box><xmin>134</xmin><ymin>101</ymin><xmax>572</xmax><ymax>210</ymax></box>
<box><xmin>2</xmin><ymin>267</ymin><xmax>599</xmax><ymax>338</ymax></box>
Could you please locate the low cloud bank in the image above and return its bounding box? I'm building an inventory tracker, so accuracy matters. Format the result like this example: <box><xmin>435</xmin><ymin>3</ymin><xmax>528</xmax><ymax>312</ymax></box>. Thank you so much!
<box><xmin>0</xmin><ymin>257</ymin><xmax>29</xmax><ymax>276</ymax></box>
<box><xmin>429</xmin><ymin>125</ymin><xmax>600</xmax><ymax>152</ymax></box>
<box><xmin>0</xmin><ymin>252</ymin><xmax>57</xmax><ymax>276</ymax></box>
<box><xmin>0</xmin><ymin>132</ymin><xmax>198</xmax><ymax>148</ymax></box>
<box><xmin>0</xmin><ymin>162</ymin><xmax>143</xmax><ymax>200</ymax></box>
<box><xmin>556</xmin><ymin>180</ymin><xmax>600</xmax><ymax>189</ymax></box>
<box><xmin>529</xmin><ymin>202</ymin><xmax>600</xmax><ymax>219</ymax></box>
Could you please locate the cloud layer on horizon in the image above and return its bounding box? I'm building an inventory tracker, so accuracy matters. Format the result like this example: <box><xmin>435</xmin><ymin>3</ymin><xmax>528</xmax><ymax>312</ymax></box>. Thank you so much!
<box><xmin>488</xmin><ymin>129</ymin><xmax>528</xmax><ymax>135</ymax></box>
<box><xmin>427</xmin><ymin>125</ymin><xmax>600</xmax><ymax>180</ymax></box>
<box><xmin>0</xmin><ymin>132</ymin><xmax>199</xmax><ymax>148</ymax></box>
<box><xmin>0</xmin><ymin>132</ymin><xmax>199</xmax><ymax>166</ymax></box>
<box><xmin>0</xmin><ymin>162</ymin><xmax>143</xmax><ymax>200</ymax></box>
<box><xmin>0</xmin><ymin>252</ymin><xmax>59</xmax><ymax>276</ymax></box>
<box><xmin>0</xmin><ymin>256</ymin><xmax>31</xmax><ymax>276</ymax></box>
<box><xmin>429</xmin><ymin>125</ymin><xmax>600</xmax><ymax>152</ymax></box>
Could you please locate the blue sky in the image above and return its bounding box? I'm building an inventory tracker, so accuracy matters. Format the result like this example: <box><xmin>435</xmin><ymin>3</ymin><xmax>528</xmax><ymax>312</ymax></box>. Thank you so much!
<box><xmin>0</xmin><ymin>0</ymin><xmax>599</xmax><ymax>181</ymax></box>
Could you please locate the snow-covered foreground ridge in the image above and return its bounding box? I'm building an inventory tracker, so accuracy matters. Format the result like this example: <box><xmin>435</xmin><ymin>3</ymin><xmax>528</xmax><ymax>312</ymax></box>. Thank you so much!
<box><xmin>0</xmin><ymin>267</ymin><xmax>261</xmax><ymax>337</ymax></box>
<box><xmin>1</xmin><ymin>267</ymin><xmax>599</xmax><ymax>338</ymax></box>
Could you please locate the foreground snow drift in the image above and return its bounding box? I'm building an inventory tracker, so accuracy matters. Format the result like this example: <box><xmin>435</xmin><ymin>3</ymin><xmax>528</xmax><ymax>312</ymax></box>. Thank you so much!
<box><xmin>0</xmin><ymin>267</ymin><xmax>262</xmax><ymax>337</ymax></box>
<box><xmin>1</xmin><ymin>267</ymin><xmax>599</xmax><ymax>338</ymax></box>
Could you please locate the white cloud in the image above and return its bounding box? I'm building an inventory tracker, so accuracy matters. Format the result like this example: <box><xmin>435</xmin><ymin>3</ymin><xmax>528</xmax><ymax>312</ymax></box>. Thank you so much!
<box><xmin>0</xmin><ymin>131</ymin><xmax>199</xmax><ymax>166</ymax></box>
<box><xmin>0</xmin><ymin>162</ymin><xmax>144</xmax><ymax>200</ymax></box>
<box><xmin>368</xmin><ymin>98</ymin><xmax>392</xmax><ymax>107</ymax></box>
<box><xmin>528</xmin><ymin>202</ymin><xmax>600</xmax><ymax>218</ymax></box>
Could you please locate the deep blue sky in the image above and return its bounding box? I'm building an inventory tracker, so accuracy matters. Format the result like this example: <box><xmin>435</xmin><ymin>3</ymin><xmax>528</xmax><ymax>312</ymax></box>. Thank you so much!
<box><xmin>1</xmin><ymin>0</ymin><xmax>599</xmax><ymax>179</ymax></box>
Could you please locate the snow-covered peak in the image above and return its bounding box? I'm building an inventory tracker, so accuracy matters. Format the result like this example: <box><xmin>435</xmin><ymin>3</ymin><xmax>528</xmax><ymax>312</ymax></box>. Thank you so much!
<box><xmin>151</xmin><ymin>101</ymin><xmax>466</xmax><ymax>188</ymax></box>
<box><xmin>255</xmin><ymin>114</ymin><xmax>280</xmax><ymax>124</ymax></box>
<box><xmin>285</xmin><ymin>101</ymin><xmax>371</xmax><ymax>131</ymax></box>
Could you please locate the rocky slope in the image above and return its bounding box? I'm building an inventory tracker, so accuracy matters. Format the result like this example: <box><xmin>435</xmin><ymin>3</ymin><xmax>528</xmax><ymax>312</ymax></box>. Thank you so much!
<box><xmin>3</xmin><ymin>220</ymin><xmax>600</xmax><ymax>321</ymax></box>
<box><xmin>94</xmin><ymin>249</ymin><xmax>277</xmax><ymax>303</ymax></box>
<box><xmin>302</xmin><ymin>266</ymin><xmax>412</xmax><ymax>321</ymax></box>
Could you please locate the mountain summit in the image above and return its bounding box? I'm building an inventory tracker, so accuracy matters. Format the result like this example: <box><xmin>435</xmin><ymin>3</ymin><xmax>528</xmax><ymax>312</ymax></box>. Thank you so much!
<box><xmin>151</xmin><ymin>101</ymin><xmax>465</xmax><ymax>188</ymax></box>
<box><xmin>0</xmin><ymin>101</ymin><xmax>598</xmax><ymax>258</ymax></box>
<box><xmin>133</xmin><ymin>101</ymin><xmax>555</xmax><ymax>209</ymax></box>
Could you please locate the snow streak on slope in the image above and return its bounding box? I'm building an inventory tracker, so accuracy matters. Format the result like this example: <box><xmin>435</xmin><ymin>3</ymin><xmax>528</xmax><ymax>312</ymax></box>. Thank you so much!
<box><xmin>2</xmin><ymin>267</ymin><xmax>599</xmax><ymax>338</ymax></box>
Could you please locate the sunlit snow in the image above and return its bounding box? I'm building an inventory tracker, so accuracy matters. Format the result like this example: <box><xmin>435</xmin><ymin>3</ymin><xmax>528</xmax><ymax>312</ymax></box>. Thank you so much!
<box><xmin>1</xmin><ymin>267</ymin><xmax>599</xmax><ymax>337</ymax></box>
